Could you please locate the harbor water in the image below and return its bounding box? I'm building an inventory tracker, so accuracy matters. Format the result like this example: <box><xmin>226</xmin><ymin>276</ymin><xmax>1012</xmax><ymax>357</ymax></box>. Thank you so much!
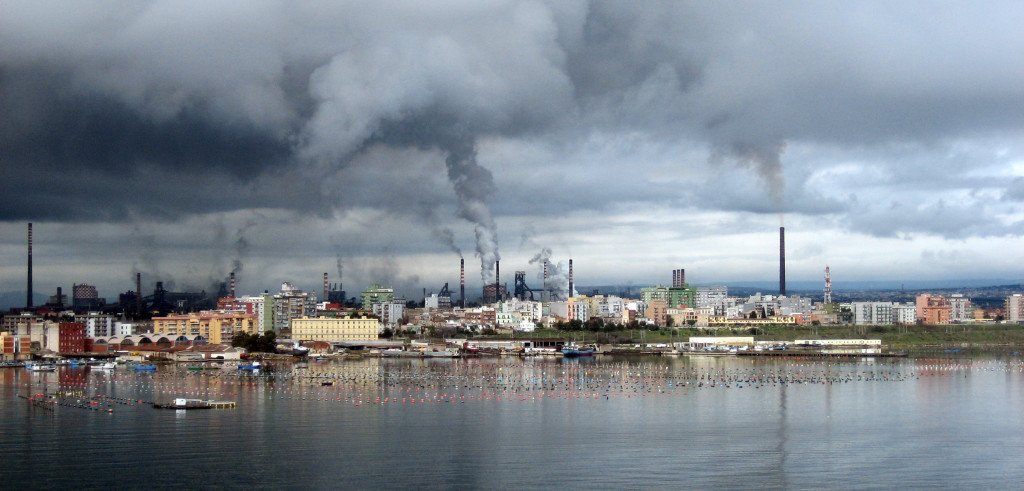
<box><xmin>3</xmin><ymin>354</ymin><xmax>1024</xmax><ymax>489</ymax></box>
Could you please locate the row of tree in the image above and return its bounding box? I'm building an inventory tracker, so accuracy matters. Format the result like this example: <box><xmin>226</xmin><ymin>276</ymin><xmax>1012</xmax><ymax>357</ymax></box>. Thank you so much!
<box><xmin>231</xmin><ymin>330</ymin><xmax>278</xmax><ymax>353</ymax></box>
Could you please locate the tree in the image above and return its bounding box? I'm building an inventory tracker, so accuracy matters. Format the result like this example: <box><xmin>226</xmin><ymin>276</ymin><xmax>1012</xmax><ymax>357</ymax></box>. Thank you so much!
<box><xmin>232</xmin><ymin>330</ymin><xmax>278</xmax><ymax>353</ymax></box>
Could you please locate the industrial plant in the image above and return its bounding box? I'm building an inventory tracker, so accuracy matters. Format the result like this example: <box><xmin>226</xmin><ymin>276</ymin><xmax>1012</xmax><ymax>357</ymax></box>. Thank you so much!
<box><xmin>1</xmin><ymin>220</ymin><xmax>1018</xmax><ymax>362</ymax></box>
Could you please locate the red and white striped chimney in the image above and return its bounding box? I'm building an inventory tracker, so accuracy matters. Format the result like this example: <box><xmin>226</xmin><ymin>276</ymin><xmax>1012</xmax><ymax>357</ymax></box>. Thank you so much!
<box><xmin>230</xmin><ymin>272</ymin><xmax>236</xmax><ymax>298</ymax></box>
<box><xmin>460</xmin><ymin>258</ymin><xmax>465</xmax><ymax>308</ymax></box>
<box><xmin>323</xmin><ymin>272</ymin><xmax>329</xmax><ymax>301</ymax></box>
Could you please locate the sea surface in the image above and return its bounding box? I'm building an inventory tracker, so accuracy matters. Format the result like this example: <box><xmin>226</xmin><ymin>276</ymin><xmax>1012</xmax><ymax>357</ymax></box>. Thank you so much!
<box><xmin>2</xmin><ymin>353</ymin><xmax>1024</xmax><ymax>490</ymax></box>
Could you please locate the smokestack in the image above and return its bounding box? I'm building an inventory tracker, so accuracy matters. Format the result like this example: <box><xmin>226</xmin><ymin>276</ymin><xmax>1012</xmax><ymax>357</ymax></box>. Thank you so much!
<box><xmin>495</xmin><ymin>260</ymin><xmax>500</xmax><ymax>301</ymax></box>
<box><xmin>136</xmin><ymin>272</ymin><xmax>142</xmax><ymax>315</ymax></box>
<box><xmin>568</xmin><ymin>259</ymin><xmax>574</xmax><ymax>299</ymax></box>
<box><xmin>323</xmin><ymin>272</ymin><xmax>328</xmax><ymax>302</ymax></box>
<box><xmin>779</xmin><ymin>227</ymin><xmax>786</xmax><ymax>296</ymax></box>
<box><xmin>672</xmin><ymin>269</ymin><xmax>685</xmax><ymax>288</ymax></box>
<box><xmin>230</xmin><ymin>272</ymin><xmax>236</xmax><ymax>298</ymax></box>
<box><xmin>26</xmin><ymin>223</ymin><xmax>32</xmax><ymax>308</ymax></box>
<box><xmin>543</xmin><ymin>260</ymin><xmax>549</xmax><ymax>302</ymax></box>
<box><xmin>460</xmin><ymin>258</ymin><xmax>465</xmax><ymax>308</ymax></box>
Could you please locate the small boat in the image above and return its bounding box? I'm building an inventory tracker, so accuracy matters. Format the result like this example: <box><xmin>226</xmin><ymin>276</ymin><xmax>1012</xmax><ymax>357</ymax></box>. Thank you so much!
<box><xmin>134</xmin><ymin>365</ymin><xmax>157</xmax><ymax>371</ymax></box>
<box><xmin>237</xmin><ymin>361</ymin><xmax>262</xmax><ymax>371</ymax></box>
<box><xmin>562</xmin><ymin>343</ymin><xmax>596</xmax><ymax>357</ymax></box>
<box><xmin>97</xmin><ymin>362</ymin><xmax>117</xmax><ymax>370</ymax></box>
<box><xmin>25</xmin><ymin>363</ymin><xmax>56</xmax><ymax>372</ymax></box>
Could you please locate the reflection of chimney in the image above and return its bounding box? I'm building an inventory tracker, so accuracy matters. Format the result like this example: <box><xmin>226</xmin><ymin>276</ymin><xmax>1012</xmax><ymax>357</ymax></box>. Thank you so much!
<box><xmin>780</xmin><ymin>227</ymin><xmax>786</xmax><ymax>296</ymax></box>
<box><xmin>26</xmin><ymin>223</ymin><xmax>33</xmax><ymax>308</ymax></box>
<box><xmin>230</xmin><ymin>272</ymin><xmax>236</xmax><ymax>298</ymax></box>
<box><xmin>460</xmin><ymin>258</ymin><xmax>465</xmax><ymax>308</ymax></box>
<box><xmin>136</xmin><ymin>272</ymin><xmax>142</xmax><ymax>315</ymax></box>
<box><xmin>568</xmin><ymin>259</ymin><xmax>574</xmax><ymax>298</ymax></box>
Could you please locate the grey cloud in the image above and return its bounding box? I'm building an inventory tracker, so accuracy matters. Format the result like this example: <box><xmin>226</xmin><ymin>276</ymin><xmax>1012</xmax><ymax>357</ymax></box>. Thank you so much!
<box><xmin>2</xmin><ymin>0</ymin><xmax>1023</xmax><ymax>288</ymax></box>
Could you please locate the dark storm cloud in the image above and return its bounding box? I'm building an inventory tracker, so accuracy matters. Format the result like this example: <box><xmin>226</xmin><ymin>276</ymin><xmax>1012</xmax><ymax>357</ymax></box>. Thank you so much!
<box><xmin>2</xmin><ymin>0</ymin><xmax>1023</xmax><ymax>239</ymax></box>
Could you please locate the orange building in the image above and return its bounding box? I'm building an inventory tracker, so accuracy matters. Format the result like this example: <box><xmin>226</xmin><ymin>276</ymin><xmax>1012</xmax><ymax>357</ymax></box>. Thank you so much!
<box><xmin>916</xmin><ymin>294</ymin><xmax>951</xmax><ymax>324</ymax></box>
<box><xmin>153</xmin><ymin>311</ymin><xmax>257</xmax><ymax>344</ymax></box>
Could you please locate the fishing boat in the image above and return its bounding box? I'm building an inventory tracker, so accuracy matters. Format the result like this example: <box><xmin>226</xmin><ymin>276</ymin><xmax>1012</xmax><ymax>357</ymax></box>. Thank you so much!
<box><xmin>562</xmin><ymin>343</ymin><xmax>596</xmax><ymax>357</ymax></box>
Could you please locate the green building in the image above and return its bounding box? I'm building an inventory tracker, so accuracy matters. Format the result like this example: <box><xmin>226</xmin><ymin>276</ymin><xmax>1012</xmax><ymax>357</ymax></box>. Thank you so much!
<box><xmin>361</xmin><ymin>284</ymin><xmax>395</xmax><ymax>311</ymax></box>
<box><xmin>640</xmin><ymin>286</ymin><xmax>696</xmax><ymax>308</ymax></box>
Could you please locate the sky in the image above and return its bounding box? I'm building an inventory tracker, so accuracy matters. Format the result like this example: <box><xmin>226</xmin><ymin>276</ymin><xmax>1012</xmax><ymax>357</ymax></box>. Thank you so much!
<box><xmin>2</xmin><ymin>1</ymin><xmax>1024</xmax><ymax>302</ymax></box>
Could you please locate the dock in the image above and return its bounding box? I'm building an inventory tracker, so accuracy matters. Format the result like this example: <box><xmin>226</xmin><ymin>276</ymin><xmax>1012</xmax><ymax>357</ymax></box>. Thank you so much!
<box><xmin>153</xmin><ymin>399</ymin><xmax>237</xmax><ymax>409</ymax></box>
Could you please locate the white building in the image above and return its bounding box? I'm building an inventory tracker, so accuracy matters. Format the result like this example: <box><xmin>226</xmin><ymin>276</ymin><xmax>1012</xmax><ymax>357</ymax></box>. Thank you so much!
<box><xmin>695</xmin><ymin>287</ymin><xmax>728</xmax><ymax>309</ymax></box>
<box><xmin>778</xmin><ymin>296</ymin><xmax>814</xmax><ymax>316</ymax></box>
<box><xmin>373</xmin><ymin>300</ymin><xmax>406</xmax><ymax>329</ymax></box>
<box><xmin>949</xmin><ymin>294</ymin><xmax>972</xmax><ymax>322</ymax></box>
<box><xmin>273</xmin><ymin>282</ymin><xmax>317</xmax><ymax>332</ymax></box>
<box><xmin>1007</xmin><ymin>294</ymin><xmax>1024</xmax><ymax>324</ymax></box>
<box><xmin>853</xmin><ymin>302</ymin><xmax>897</xmax><ymax>325</ymax></box>
<box><xmin>517</xmin><ymin>319</ymin><xmax>536</xmax><ymax>332</ymax></box>
<box><xmin>76</xmin><ymin>312</ymin><xmax>116</xmax><ymax>337</ymax></box>
<box><xmin>893</xmin><ymin>304</ymin><xmax>917</xmax><ymax>325</ymax></box>
<box><xmin>238</xmin><ymin>295</ymin><xmax>270</xmax><ymax>332</ymax></box>
<box><xmin>500</xmin><ymin>298</ymin><xmax>543</xmax><ymax>324</ymax></box>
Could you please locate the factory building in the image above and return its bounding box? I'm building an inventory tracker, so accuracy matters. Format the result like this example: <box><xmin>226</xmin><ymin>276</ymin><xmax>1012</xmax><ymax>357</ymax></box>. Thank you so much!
<box><xmin>72</xmin><ymin>284</ymin><xmax>105</xmax><ymax>310</ymax></box>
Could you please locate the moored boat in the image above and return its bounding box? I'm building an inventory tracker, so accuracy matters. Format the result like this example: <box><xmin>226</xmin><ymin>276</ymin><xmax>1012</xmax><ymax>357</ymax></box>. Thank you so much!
<box><xmin>237</xmin><ymin>361</ymin><xmax>262</xmax><ymax>370</ymax></box>
<box><xmin>562</xmin><ymin>343</ymin><xmax>596</xmax><ymax>357</ymax></box>
<box><xmin>25</xmin><ymin>363</ymin><xmax>56</xmax><ymax>372</ymax></box>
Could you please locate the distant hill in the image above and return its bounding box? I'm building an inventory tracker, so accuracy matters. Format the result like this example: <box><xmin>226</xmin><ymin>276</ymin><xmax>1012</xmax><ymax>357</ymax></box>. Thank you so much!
<box><xmin>0</xmin><ymin>291</ymin><xmax>50</xmax><ymax>311</ymax></box>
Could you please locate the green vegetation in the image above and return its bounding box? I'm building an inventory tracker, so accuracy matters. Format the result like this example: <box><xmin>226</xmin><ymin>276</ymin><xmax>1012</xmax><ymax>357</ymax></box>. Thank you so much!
<box><xmin>231</xmin><ymin>330</ymin><xmax>278</xmax><ymax>353</ymax></box>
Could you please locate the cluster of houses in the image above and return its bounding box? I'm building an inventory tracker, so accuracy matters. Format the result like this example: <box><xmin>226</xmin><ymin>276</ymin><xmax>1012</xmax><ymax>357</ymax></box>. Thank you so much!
<box><xmin>5</xmin><ymin>277</ymin><xmax>1024</xmax><ymax>361</ymax></box>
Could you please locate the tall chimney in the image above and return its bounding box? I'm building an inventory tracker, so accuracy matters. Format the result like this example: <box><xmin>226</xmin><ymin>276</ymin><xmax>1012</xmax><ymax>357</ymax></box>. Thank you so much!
<box><xmin>136</xmin><ymin>272</ymin><xmax>142</xmax><ymax>315</ymax></box>
<box><xmin>495</xmin><ymin>260</ymin><xmax>500</xmax><ymax>301</ymax></box>
<box><xmin>568</xmin><ymin>259</ymin><xmax>574</xmax><ymax>299</ymax></box>
<box><xmin>323</xmin><ymin>272</ymin><xmax>328</xmax><ymax>302</ymax></box>
<box><xmin>230</xmin><ymin>272</ymin><xmax>236</xmax><ymax>298</ymax></box>
<box><xmin>26</xmin><ymin>223</ymin><xmax>33</xmax><ymax>308</ymax></box>
<box><xmin>460</xmin><ymin>258</ymin><xmax>465</xmax><ymax>308</ymax></box>
<box><xmin>543</xmin><ymin>260</ymin><xmax>549</xmax><ymax>302</ymax></box>
<box><xmin>779</xmin><ymin>227</ymin><xmax>786</xmax><ymax>296</ymax></box>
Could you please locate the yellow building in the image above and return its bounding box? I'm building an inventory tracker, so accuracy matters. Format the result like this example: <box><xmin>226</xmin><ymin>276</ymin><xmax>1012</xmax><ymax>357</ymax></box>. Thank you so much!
<box><xmin>152</xmin><ymin>312</ymin><xmax>257</xmax><ymax>345</ymax></box>
<box><xmin>291</xmin><ymin>317</ymin><xmax>380</xmax><ymax>342</ymax></box>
